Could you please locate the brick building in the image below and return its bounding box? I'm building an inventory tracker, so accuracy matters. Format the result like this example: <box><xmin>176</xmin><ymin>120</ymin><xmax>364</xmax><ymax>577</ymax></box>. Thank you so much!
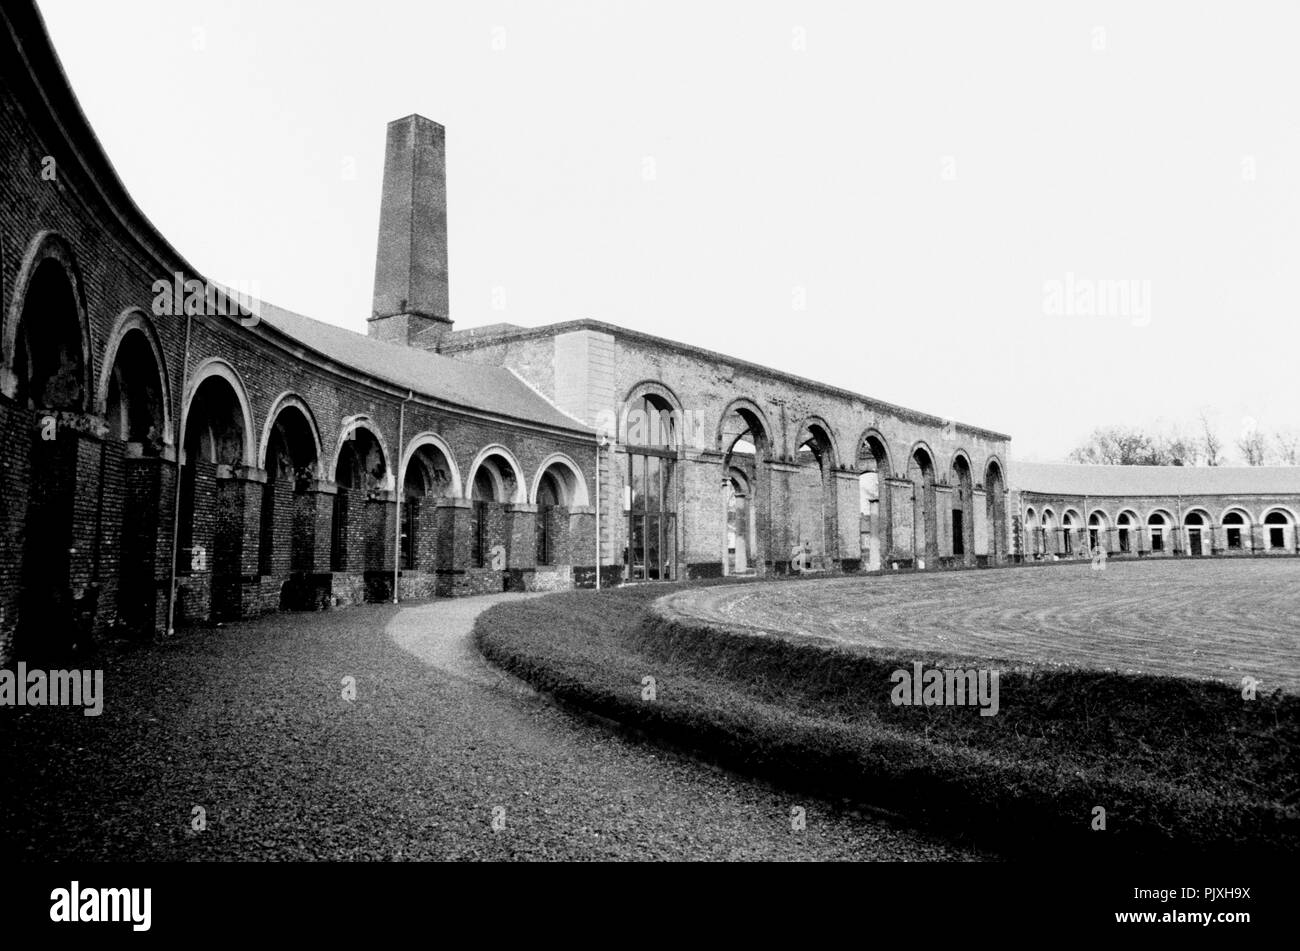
<box><xmin>2</xmin><ymin>1</ymin><xmax>1296</xmax><ymax>667</ymax></box>
<box><xmin>0</xmin><ymin>3</ymin><xmax>596</xmax><ymax>664</ymax></box>
<box><xmin>1010</xmin><ymin>463</ymin><xmax>1300</xmax><ymax>562</ymax></box>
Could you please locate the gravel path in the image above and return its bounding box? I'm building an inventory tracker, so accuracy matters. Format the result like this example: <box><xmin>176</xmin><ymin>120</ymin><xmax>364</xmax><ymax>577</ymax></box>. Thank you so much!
<box><xmin>0</xmin><ymin>594</ymin><xmax>976</xmax><ymax>861</ymax></box>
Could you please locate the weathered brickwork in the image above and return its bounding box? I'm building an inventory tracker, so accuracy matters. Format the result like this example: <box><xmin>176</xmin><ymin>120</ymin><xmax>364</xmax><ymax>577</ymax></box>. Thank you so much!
<box><xmin>5</xmin><ymin>0</ymin><xmax>1299</xmax><ymax>674</ymax></box>
<box><xmin>1014</xmin><ymin>490</ymin><xmax>1300</xmax><ymax>561</ymax></box>
<box><xmin>440</xmin><ymin>323</ymin><xmax>1014</xmax><ymax>581</ymax></box>
<box><xmin>0</xmin><ymin>3</ymin><xmax>599</xmax><ymax>664</ymax></box>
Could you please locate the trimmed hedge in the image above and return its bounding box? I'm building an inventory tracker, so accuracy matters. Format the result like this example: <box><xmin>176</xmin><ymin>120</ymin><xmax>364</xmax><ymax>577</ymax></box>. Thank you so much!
<box><xmin>475</xmin><ymin>581</ymin><xmax>1298</xmax><ymax>857</ymax></box>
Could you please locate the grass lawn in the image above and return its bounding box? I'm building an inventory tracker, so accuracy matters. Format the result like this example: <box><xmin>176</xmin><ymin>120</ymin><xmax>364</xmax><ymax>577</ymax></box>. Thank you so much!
<box><xmin>475</xmin><ymin>564</ymin><xmax>1299</xmax><ymax>858</ymax></box>
<box><xmin>662</xmin><ymin>558</ymin><xmax>1300</xmax><ymax>691</ymax></box>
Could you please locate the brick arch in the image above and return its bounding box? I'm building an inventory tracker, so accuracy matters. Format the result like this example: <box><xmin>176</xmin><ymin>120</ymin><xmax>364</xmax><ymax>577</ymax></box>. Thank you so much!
<box><xmin>716</xmin><ymin>397</ymin><xmax>772</xmax><ymax>454</ymax></box>
<box><xmin>622</xmin><ymin>379</ymin><xmax>684</xmax><ymax>416</ymax></box>
<box><xmin>1219</xmin><ymin>505</ymin><xmax>1253</xmax><ymax>526</ymax></box>
<box><xmin>855</xmin><ymin>428</ymin><xmax>893</xmax><ymax>476</ymax></box>
<box><xmin>400</xmin><ymin>432</ymin><xmax>463</xmax><ymax>500</ymax></box>
<box><xmin>1260</xmin><ymin>504</ymin><xmax>1299</xmax><ymax>524</ymax></box>
<box><xmin>258</xmin><ymin>392</ymin><xmax>323</xmax><ymax>473</ymax></box>
<box><xmin>619</xmin><ymin>381</ymin><xmax>689</xmax><ymax>449</ymax></box>
<box><xmin>181</xmin><ymin>358</ymin><xmax>255</xmax><ymax>467</ymax></box>
<box><xmin>531</xmin><ymin>452</ymin><xmax>590</xmax><ymax>507</ymax></box>
<box><xmin>908</xmin><ymin>440</ymin><xmax>938</xmax><ymax>473</ymax></box>
<box><xmin>982</xmin><ymin>455</ymin><xmax>1006</xmax><ymax>491</ymax></box>
<box><xmin>2</xmin><ymin>230</ymin><xmax>93</xmax><ymax>410</ymax></box>
<box><xmin>465</xmin><ymin>444</ymin><xmax>527</xmax><ymax>503</ymax></box>
<box><xmin>332</xmin><ymin>415</ymin><xmax>392</xmax><ymax>491</ymax></box>
<box><xmin>96</xmin><ymin>306</ymin><xmax>173</xmax><ymax>446</ymax></box>
<box><xmin>793</xmin><ymin>415</ymin><xmax>840</xmax><ymax>468</ymax></box>
<box><xmin>1144</xmin><ymin>507</ymin><xmax>1175</xmax><ymax>525</ymax></box>
<box><xmin>950</xmin><ymin>449</ymin><xmax>974</xmax><ymax>482</ymax></box>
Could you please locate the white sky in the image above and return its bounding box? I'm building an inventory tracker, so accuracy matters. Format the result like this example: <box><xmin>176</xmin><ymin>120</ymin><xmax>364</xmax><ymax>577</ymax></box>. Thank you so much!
<box><xmin>36</xmin><ymin>0</ymin><xmax>1300</xmax><ymax>462</ymax></box>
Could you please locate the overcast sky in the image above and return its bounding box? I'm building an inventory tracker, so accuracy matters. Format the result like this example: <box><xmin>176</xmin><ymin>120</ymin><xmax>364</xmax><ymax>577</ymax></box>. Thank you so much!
<box><xmin>37</xmin><ymin>0</ymin><xmax>1300</xmax><ymax>462</ymax></box>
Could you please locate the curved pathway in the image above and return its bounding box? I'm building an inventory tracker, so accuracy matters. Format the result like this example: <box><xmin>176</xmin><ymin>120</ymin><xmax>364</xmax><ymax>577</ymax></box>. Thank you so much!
<box><xmin>0</xmin><ymin>594</ymin><xmax>977</xmax><ymax>861</ymax></box>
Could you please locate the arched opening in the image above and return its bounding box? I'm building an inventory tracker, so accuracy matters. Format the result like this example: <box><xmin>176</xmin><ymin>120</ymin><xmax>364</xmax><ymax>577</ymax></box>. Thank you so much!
<box><xmin>1024</xmin><ymin>505</ymin><xmax>1039</xmax><ymax>558</ymax></box>
<box><xmin>1264</xmin><ymin>510</ymin><xmax>1293</xmax><ymax>552</ymax></box>
<box><xmin>951</xmin><ymin>455</ymin><xmax>974</xmax><ymax>565</ymax></box>
<box><xmin>532</xmin><ymin>458</ymin><xmax>585</xmax><ymax>570</ymax></box>
<box><xmin>1116</xmin><ymin>510</ymin><xmax>1137</xmax><ymax>554</ymax></box>
<box><xmin>792</xmin><ymin>420</ymin><xmax>837</xmax><ymax>571</ymax></box>
<box><xmin>105</xmin><ymin>329</ymin><xmax>165</xmax><ymax>452</ymax></box>
<box><xmin>1088</xmin><ymin>510</ymin><xmax>1109</xmax><ymax>553</ymax></box>
<box><xmin>11</xmin><ymin>258</ymin><xmax>87</xmax><ymax>411</ymax></box>
<box><xmin>177</xmin><ymin>374</ymin><xmax>249</xmax><ymax>623</ymax></box>
<box><xmin>330</xmin><ymin>426</ymin><xmax>386</xmax><ymax>577</ymax></box>
<box><xmin>722</xmin><ymin>402</ymin><xmax>769</xmax><ymax>576</ymax></box>
<box><xmin>1221</xmin><ymin>510</ymin><xmax>1248</xmax><ymax>552</ymax></box>
<box><xmin>1062</xmin><ymin>510</ymin><xmax>1081</xmax><ymax>556</ymax></box>
<box><xmin>726</xmin><ymin>468</ymin><xmax>752</xmax><ymax>574</ymax></box>
<box><xmin>907</xmin><ymin>446</ymin><xmax>938</xmax><ymax>567</ymax></box>
<box><xmin>260</xmin><ymin>403</ymin><xmax>320</xmax><ymax>611</ymax></box>
<box><xmin>1041</xmin><ymin>508</ymin><xmax>1057</xmax><ymax>557</ymax></box>
<box><xmin>1147</xmin><ymin>511</ymin><xmax>1170</xmax><ymax>553</ymax></box>
<box><xmin>984</xmin><ymin>460</ymin><xmax>1007</xmax><ymax>563</ymax></box>
<box><xmin>1183</xmin><ymin>510</ymin><xmax>1209</xmax><ymax>556</ymax></box>
<box><xmin>469</xmin><ymin>452</ymin><xmax>519</xmax><ymax>572</ymax></box>
<box><xmin>624</xmin><ymin>392</ymin><xmax>680</xmax><ymax>581</ymax></box>
<box><xmin>402</xmin><ymin>442</ymin><xmax>456</xmax><ymax>574</ymax></box>
<box><xmin>11</xmin><ymin>256</ymin><xmax>90</xmax><ymax>661</ymax></box>
<box><xmin>105</xmin><ymin>326</ymin><xmax>169</xmax><ymax>637</ymax></box>
<box><xmin>857</xmin><ymin>433</ymin><xmax>890</xmax><ymax>571</ymax></box>
<box><xmin>535</xmin><ymin>469</ymin><xmax>562</xmax><ymax>566</ymax></box>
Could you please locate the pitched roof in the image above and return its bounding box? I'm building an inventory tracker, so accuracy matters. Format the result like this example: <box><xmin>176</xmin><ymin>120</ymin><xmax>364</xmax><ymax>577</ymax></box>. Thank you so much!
<box><xmin>255</xmin><ymin>302</ymin><xmax>591</xmax><ymax>435</ymax></box>
<box><xmin>1012</xmin><ymin>461</ymin><xmax>1300</xmax><ymax>497</ymax></box>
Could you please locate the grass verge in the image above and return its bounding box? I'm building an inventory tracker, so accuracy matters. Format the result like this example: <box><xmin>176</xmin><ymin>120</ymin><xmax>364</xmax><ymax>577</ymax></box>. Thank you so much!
<box><xmin>474</xmin><ymin>580</ymin><xmax>1298</xmax><ymax>858</ymax></box>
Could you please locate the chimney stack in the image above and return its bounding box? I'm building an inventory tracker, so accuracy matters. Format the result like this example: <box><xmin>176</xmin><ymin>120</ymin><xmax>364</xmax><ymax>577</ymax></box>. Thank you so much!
<box><xmin>369</xmin><ymin>115</ymin><xmax>452</xmax><ymax>348</ymax></box>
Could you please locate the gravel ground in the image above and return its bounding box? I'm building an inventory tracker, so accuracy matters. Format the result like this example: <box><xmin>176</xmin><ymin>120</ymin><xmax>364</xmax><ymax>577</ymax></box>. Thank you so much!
<box><xmin>0</xmin><ymin>594</ymin><xmax>977</xmax><ymax>861</ymax></box>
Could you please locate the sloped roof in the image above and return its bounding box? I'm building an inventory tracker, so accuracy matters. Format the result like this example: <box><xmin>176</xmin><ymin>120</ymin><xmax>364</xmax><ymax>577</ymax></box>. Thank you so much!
<box><xmin>256</xmin><ymin>302</ymin><xmax>591</xmax><ymax>435</ymax></box>
<box><xmin>1013</xmin><ymin>461</ymin><xmax>1300</xmax><ymax>497</ymax></box>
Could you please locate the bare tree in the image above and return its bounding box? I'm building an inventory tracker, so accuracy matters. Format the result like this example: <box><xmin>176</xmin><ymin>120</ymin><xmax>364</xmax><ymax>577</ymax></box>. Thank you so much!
<box><xmin>1069</xmin><ymin>426</ymin><xmax>1196</xmax><ymax>466</ymax></box>
<box><xmin>1237</xmin><ymin>430</ymin><xmax>1269</xmax><ymax>466</ymax></box>
<box><xmin>1199</xmin><ymin>412</ymin><xmax>1223</xmax><ymax>467</ymax></box>
<box><xmin>1274</xmin><ymin>429</ymin><xmax>1300</xmax><ymax>466</ymax></box>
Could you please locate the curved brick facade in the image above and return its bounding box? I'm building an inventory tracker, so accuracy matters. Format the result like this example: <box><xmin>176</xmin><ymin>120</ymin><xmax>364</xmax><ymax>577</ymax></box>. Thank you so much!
<box><xmin>3</xmin><ymin>2</ymin><xmax>1297</xmax><ymax>669</ymax></box>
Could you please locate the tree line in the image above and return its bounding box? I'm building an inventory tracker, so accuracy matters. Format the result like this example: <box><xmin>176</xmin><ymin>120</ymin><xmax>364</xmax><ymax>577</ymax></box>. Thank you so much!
<box><xmin>1067</xmin><ymin>414</ymin><xmax>1299</xmax><ymax>467</ymax></box>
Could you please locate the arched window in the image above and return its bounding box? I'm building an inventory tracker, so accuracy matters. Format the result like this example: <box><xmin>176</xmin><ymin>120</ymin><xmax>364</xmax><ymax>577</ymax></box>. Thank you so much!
<box><xmin>626</xmin><ymin>392</ymin><xmax>679</xmax><ymax>581</ymax></box>
<box><xmin>1062</xmin><ymin>511</ymin><xmax>1079</xmax><ymax>555</ymax></box>
<box><xmin>1265</xmin><ymin>511</ymin><xmax>1293</xmax><ymax>551</ymax></box>
<box><xmin>1116</xmin><ymin>511</ymin><xmax>1135</xmax><ymax>553</ymax></box>
<box><xmin>1222</xmin><ymin>511</ymin><xmax>1246</xmax><ymax>551</ymax></box>
<box><xmin>1088</xmin><ymin>512</ymin><xmax>1108</xmax><ymax>552</ymax></box>
<box><xmin>536</xmin><ymin>470</ymin><xmax>561</xmax><ymax>566</ymax></box>
<box><xmin>1184</xmin><ymin>511</ymin><xmax>1207</xmax><ymax>556</ymax></box>
<box><xmin>471</xmin><ymin>466</ymin><xmax>497</xmax><ymax>568</ymax></box>
<box><xmin>1148</xmin><ymin>512</ymin><xmax>1168</xmax><ymax>553</ymax></box>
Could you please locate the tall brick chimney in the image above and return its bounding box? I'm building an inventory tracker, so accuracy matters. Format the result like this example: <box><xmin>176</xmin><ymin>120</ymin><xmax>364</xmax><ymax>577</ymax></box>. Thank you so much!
<box><xmin>369</xmin><ymin>114</ymin><xmax>452</xmax><ymax>348</ymax></box>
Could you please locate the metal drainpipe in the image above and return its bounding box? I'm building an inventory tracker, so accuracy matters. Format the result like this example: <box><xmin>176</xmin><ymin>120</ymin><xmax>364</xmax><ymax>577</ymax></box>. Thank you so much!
<box><xmin>393</xmin><ymin>390</ymin><xmax>413</xmax><ymax>604</ymax></box>
<box><xmin>165</xmin><ymin>309</ymin><xmax>194</xmax><ymax>637</ymax></box>
<box><xmin>594</xmin><ymin>438</ymin><xmax>601</xmax><ymax>590</ymax></box>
